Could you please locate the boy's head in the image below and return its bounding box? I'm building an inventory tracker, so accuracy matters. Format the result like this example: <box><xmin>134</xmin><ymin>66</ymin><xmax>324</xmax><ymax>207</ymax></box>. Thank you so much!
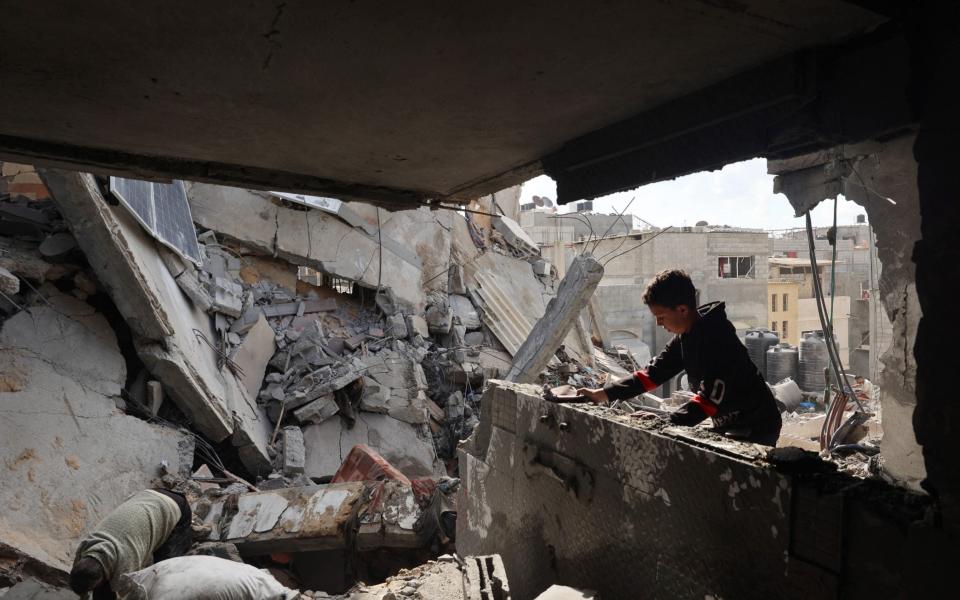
<box><xmin>643</xmin><ymin>269</ymin><xmax>699</xmax><ymax>334</ymax></box>
<box><xmin>70</xmin><ymin>557</ymin><xmax>105</xmax><ymax>594</ymax></box>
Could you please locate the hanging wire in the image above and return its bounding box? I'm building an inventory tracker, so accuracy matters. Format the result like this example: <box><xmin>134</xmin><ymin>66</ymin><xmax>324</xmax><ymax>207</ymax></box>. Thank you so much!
<box><xmin>590</xmin><ymin>197</ymin><xmax>635</xmax><ymax>254</ymax></box>
<box><xmin>829</xmin><ymin>196</ymin><xmax>839</xmax><ymax>341</ymax></box>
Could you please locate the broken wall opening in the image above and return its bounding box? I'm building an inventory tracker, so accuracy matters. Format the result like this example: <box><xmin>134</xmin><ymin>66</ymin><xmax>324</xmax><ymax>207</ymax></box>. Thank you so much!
<box><xmin>769</xmin><ymin>132</ymin><xmax>925</xmax><ymax>490</ymax></box>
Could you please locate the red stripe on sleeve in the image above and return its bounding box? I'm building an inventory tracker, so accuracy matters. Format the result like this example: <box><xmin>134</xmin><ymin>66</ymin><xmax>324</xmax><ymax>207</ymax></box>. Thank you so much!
<box><xmin>691</xmin><ymin>394</ymin><xmax>718</xmax><ymax>417</ymax></box>
<box><xmin>633</xmin><ymin>370</ymin><xmax>656</xmax><ymax>392</ymax></box>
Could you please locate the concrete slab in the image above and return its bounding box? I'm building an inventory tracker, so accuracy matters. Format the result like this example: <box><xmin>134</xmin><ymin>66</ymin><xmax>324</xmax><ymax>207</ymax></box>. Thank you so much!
<box><xmin>0</xmin><ymin>297</ymin><xmax>191</xmax><ymax>572</ymax></box>
<box><xmin>42</xmin><ymin>171</ymin><xmax>271</xmax><ymax>470</ymax></box>
<box><xmin>302</xmin><ymin>414</ymin><xmax>443</xmax><ymax>480</ymax></box>
<box><xmin>1</xmin><ymin>579</ymin><xmax>75</xmax><ymax>600</ymax></box>
<box><xmin>187</xmin><ymin>184</ymin><xmax>434</xmax><ymax>313</ymax></box>
<box><xmin>217</xmin><ymin>484</ymin><xmax>365</xmax><ymax>554</ymax></box>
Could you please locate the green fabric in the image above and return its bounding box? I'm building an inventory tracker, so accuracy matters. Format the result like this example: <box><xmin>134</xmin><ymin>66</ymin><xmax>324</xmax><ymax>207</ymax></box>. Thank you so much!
<box><xmin>73</xmin><ymin>490</ymin><xmax>181</xmax><ymax>590</ymax></box>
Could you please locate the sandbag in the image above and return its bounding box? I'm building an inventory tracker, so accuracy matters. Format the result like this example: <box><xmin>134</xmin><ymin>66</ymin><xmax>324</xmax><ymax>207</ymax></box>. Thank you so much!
<box><xmin>116</xmin><ymin>555</ymin><xmax>299</xmax><ymax>600</ymax></box>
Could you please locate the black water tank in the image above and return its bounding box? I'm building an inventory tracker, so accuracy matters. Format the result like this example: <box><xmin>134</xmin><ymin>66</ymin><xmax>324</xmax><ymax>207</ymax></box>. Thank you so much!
<box><xmin>745</xmin><ymin>329</ymin><xmax>779</xmax><ymax>380</ymax></box>
<box><xmin>766</xmin><ymin>343</ymin><xmax>799</xmax><ymax>384</ymax></box>
<box><xmin>799</xmin><ymin>332</ymin><xmax>829</xmax><ymax>392</ymax></box>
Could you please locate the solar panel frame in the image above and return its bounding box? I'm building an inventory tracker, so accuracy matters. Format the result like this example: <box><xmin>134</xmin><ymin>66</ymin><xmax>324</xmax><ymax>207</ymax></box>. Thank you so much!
<box><xmin>109</xmin><ymin>176</ymin><xmax>203</xmax><ymax>266</ymax></box>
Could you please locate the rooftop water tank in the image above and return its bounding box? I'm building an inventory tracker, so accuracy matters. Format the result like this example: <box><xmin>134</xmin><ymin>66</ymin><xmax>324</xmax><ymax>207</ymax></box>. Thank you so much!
<box><xmin>745</xmin><ymin>329</ymin><xmax>779</xmax><ymax>380</ymax></box>
<box><xmin>799</xmin><ymin>333</ymin><xmax>829</xmax><ymax>392</ymax></box>
<box><xmin>766</xmin><ymin>343</ymin><xmax>799</xmax><ymax>384</ymax></box>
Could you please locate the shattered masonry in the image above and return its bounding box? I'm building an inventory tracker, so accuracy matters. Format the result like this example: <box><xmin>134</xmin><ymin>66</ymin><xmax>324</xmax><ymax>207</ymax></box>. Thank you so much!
<box><xmin>1</xmin><ymin>165</ymin><xmax>604</xmax><ymax>596</ymax></box>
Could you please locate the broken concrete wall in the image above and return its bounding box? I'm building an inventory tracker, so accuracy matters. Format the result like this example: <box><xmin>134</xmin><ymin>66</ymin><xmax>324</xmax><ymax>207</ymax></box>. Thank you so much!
<box><xmin>0</xmin><ymin>291</ymin><xmax>191</xmax><ymax>573</ymax></box>
<box><xmin>769</xmin><ymin>133</ymin><xmax>925</xmax><ymax>490</ymax></box>
<box><xmin>458</xmin><ymin>381</ymin><xmax>932</xmax><ymax>600</ymax></box>
<box><xmin>185</xmin><ymin>184</ymin><xmax>441</xmax><ymax>313</ymax></box>
<box><xmin>40</xmin><ymin>170</ymin><xmax>273</xmax><ymax>475</ymax></box>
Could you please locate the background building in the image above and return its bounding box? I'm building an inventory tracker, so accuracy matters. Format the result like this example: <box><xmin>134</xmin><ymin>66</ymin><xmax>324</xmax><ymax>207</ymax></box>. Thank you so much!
<box><xmin>566</xmin><ymin>225</ymin><xmax>769</xmax><ymax>393</ymax></box>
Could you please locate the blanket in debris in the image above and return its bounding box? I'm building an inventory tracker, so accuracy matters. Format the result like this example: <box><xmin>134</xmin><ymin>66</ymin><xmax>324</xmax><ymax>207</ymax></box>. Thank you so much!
<box><xmin>115</xmin><ymin>555</ymin><xmax>300</xmax><ymax>600</ymax></box>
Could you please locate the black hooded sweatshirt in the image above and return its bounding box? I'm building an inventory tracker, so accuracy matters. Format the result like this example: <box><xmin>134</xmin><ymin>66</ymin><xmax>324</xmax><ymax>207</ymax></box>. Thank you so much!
<box><xmin>604</xmin><ymin>301</ymin><xmax>781</xmax><ymax>444</ymax></box>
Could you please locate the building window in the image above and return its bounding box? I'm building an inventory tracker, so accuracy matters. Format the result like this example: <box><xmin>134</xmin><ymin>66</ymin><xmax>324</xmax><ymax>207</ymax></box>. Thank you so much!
<box><xmin>771</xmin><ymin>294</ymin><xmax>777</xmax><ymax>312</ymax></box>
<box><xmin>718</xmin><ymin>256</ymin><xmax>755</xmax><ymax>279</ymax></box>
<box><xmin>782</xmin><ymin>293</ymin><xmax>788</xmax><ymax>311</ymax></box>
<box><xmin>771</xmin><ymin>321</ymin><xmax>777</xmax><ymax>332</ymax></box>
<box><xmin>782</xmin><ymin>321</ymin><xmax>788</xmax><ymax>338</ymax></box>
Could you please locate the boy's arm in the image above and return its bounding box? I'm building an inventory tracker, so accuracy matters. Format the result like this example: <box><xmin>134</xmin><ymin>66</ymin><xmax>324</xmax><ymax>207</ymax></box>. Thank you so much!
<box><xmin>603</xmin><ymin>336</ymin><xmax>684</xmax><ymax>401</ymax></box>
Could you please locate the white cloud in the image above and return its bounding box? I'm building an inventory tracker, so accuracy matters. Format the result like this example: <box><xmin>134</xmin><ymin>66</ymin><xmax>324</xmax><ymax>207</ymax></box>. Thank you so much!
<box><xmin>518</xmin><ymin>158</ymin><xmax>868</xmax><ymax>231</ymax></box>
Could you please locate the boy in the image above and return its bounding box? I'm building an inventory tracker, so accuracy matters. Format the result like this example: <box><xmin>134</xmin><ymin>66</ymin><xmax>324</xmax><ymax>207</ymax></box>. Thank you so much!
<box><xmin>578</xmin><ymin>269</ymin><xmax>782</xmax><ymax>446</ymax></box>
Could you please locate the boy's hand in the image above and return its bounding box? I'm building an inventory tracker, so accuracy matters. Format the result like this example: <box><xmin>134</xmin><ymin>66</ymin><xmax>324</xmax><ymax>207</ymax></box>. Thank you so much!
<box><xmin>576</xmin><ymin>388</ymin><xmax>609</xmax><ymax>405</ymax></box>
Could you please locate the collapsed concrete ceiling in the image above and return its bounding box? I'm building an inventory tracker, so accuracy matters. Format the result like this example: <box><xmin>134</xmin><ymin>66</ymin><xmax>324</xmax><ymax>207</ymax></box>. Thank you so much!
<box><xmin>0</xmin><ymin>2</ymin><xmax>887</xmax><ymax>207</ymax></box>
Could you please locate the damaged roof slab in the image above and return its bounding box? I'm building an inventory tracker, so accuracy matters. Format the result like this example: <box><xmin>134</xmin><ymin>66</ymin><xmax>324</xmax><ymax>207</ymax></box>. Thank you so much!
<box><xmin>0</xmin><ymin>2</ymin><xmax>885</xmax><ymax>206</ymax></box>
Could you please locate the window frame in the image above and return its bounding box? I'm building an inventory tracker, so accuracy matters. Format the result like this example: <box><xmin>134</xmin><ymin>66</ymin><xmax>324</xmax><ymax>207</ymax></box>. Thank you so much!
<box><xmin>718</xmin><ymin>255</ymin><xmax>756</xmax><ymax>279</ymax></box>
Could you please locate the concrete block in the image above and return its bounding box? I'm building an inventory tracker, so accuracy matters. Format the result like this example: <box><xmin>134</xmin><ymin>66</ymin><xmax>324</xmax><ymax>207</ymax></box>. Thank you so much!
<box><xmin>450</xmin><ymin>294</ymin><xmax>481</xmax><ymax>329</ymax></box>
<box><xmin>37</xmin><ymin>232</ymin><xmax>77</xmax><ymax>262</ymax></box>
<box><xmin>293</xmin><ymin>394</ymin><xmax>339</xmax><ymax>425</ymax></box>
<box><xmin>209</xmin><ymin>276</ymin><xmax>243</xmax><ymax>317</ymax></box>
<box><xmin>232</xmin><ymin>314</ymin><xmax>276</xmax><ymax>400</ymax></box>
<box><xmin>493</xmin><ymin>215</ymin><xmax>539</xmax><ymax>255</ymax></box>
<box><xmin>406</xmin><ymin>315</ymin><xmax>429</xmax><ymax>338</ymax></box>
<box><xmin>425</xmin><ymin>300</ymin><xmax>453</xmax><ymax>335</ymax></box>
<box><xmin>532</xmin><ymin>259</ymin><xmax>551</xmax><ymax>277</ymax></box>
<box><xmin>387</xmin><ymin>313</ymin><xmax>408</xmax><ymax>338</ymax></box>
<box><xmin>282</xmin><ymin>426</ymin><xmax>306</xmax><ymax>475</ymax></box>
<box><xmin>449</xmin><ymin>263</ymin><xmax>467</xmax><ymax>295</ymax></box>
<box><xmin>0</xmin><ymin>265</ymin><xmax>20</xmax><ymax>295</ymax></box>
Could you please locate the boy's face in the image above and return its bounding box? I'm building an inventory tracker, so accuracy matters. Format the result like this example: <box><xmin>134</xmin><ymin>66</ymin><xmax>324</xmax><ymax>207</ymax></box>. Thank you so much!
<box><xmin>648</xmin><ymin>303</ymin><xmax>694</xmax><ymax>334</ymax></box>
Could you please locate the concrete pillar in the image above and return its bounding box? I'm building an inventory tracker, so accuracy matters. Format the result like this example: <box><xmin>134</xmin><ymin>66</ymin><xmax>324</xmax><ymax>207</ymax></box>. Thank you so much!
<box><xmin>505</xmin><ymin>254</ymin><xmax>603</xmax><ymax>383</ymax></box>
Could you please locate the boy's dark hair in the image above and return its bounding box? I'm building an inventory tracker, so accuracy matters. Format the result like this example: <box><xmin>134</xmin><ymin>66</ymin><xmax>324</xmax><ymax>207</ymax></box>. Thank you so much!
<box><xmin>642</xmin><ymin>269</ymin><xmax>697</xmax><ymax>309</ymax></box>
<box><xmin>70</xmin><ymin>557</ymin><xmax>105</xmax><ymax>594</ymax></box>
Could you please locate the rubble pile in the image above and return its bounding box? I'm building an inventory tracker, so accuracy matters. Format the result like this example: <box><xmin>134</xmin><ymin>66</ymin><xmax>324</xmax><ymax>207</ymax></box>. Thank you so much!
<box><xmin>0</xmin><ymin>164</ymin><xmax>602</xmax><ymax>596</ymax></box>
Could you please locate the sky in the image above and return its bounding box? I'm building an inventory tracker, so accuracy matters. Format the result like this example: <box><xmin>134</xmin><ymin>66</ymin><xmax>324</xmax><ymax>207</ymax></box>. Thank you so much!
<box><xmin>518</xmin><ymin>158</ymin><xmax>866</xmax><ymax>231</ymax></box>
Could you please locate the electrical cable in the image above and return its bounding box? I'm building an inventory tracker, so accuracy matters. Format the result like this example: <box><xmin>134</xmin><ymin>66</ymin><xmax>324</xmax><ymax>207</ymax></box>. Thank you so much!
<box><xmin>806</xmin><ymin>214</ymin><xmax>857</xmax><ymax>403</ymax></box>
<box><xmin>829</xmin><ymin>197</ymin><xmax>838</xmax><ymax>329</ymax></box>
<box><xmin>590</xmin><ymin>197</ymin><xmax>635</xmax><ymax>254</ymax></box>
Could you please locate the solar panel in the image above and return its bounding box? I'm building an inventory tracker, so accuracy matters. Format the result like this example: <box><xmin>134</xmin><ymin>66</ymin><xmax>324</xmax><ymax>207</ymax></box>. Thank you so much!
<box><xmin>109</xmin><ymin>177</ymin><xmax>203</xmax><ymax>266</ymax></box>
